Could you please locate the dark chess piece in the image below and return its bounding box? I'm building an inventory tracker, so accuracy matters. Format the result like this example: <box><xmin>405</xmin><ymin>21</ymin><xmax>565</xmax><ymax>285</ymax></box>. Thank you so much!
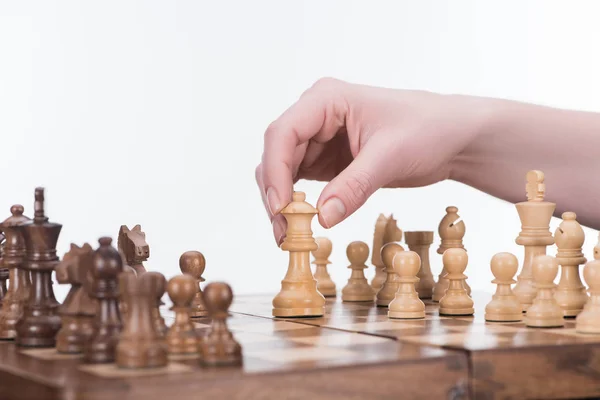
<box><xmin>55</xmin><ymin>243</ymin><xmax>96</xmax><ymax>353</ymax></box>
<box><xmin>153</xmin><ymin>283</ymin><xmax>168</xmax><ymax>338</ymax></box>
<box><xmin>118</xmin><ymin>266</ymin><xmax>137</xmax><ymax>321</ymax></box>
<box><xmin>0</xmin><ymin>205</ymin><xmax>32</xmax><ymax>339</ymax></box>
<box><xmin>166</xmin><ymin>274</ymin><xmax>200</xmax><ymax>354</ymax></box>
<box><xmin>15</xmin><ymin>188</ymin><xmax>63</xmax><ymax>347</ymax></box>
<box><xmin>116</xmin><ymin>271</ymin><xmax>168</xmax><ymax>368</ymax></box>
<box><xmin>0</xmin><ymin>233</ymin><xmax>7</xmax><ymax>304</ymax></box>
<box><xmin>118</xmin><ymin>225</ymin><xmax>149</xmax><ymax>275</ymax></box>
<box><xmin>199</xmin><ymin>282</ymin><xmax>242</xmax><ymax>366</ymax></box>
<box><xmin>179</xmin><ymin>251</ymin><xmax>208</xmax><ymax>317</ymax></box>
<box><xmin>84</xmin><ymin>237</ymin><xmax>123</xmax><ymax>363</ymax></box>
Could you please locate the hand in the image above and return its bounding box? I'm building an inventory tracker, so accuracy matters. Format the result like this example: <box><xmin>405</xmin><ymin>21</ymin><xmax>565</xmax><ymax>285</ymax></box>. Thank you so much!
<box><xmin>256</xmin><ymin>78</ymin><xmax>489</xmax><ymax>245</ymax></box>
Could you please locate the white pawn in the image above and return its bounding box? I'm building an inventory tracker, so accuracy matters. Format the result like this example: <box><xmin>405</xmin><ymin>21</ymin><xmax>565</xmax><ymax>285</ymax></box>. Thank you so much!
<box><xmin>388</xmin><ymin>251</ymin><xmax>425</xmax><ymax>319</ymax></box>
<box><xmin>341</xmin><ymin>241</ymin><xmax>375</xmax><ymax>302</ymax></box>
<box><xmin>439</xmin><ymin>248</ymin><xmax>474</xmax><ymax>316</ymax></box>
<box><xmin>576</xmin><ymin>259</ymin><xmax>600</xmax><ymax>333</ymax></box>
<box><xmin>525</xmin><ymin>255</ymin><xmax>564</xmax><ymax>328</ymax></box>
<box><xmin>485</xmin><ymin>253</ymin><xmax>522</xmax><ymax>322</ymax></box>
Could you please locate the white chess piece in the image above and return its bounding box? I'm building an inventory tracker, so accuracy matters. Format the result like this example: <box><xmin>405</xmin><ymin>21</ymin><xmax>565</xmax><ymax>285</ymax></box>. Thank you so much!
<box><xmin>485</xmin><ymin>252</ymin><xmax>522</xmax><ymax>322</ymax></box>
<box><xmin>388</xmin><ymin>251</ymin><xmax>425</xmax><ymax>319</ymax></box>
<box><xmin>575</xmin><ymin>259</ymin><xmax>600</xmax><ymax>333</ymax></box>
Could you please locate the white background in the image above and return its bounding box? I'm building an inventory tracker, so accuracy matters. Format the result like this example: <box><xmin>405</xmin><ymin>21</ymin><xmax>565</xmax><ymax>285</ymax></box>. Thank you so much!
<box><xmin>1</xmin><ymin>1</ymin><xmax>599</xmax><ymax>303</ymax></box>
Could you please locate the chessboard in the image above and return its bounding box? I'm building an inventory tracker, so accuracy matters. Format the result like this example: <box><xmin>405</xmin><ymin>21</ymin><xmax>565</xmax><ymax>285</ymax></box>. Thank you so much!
<box><xmin>232</xmin><ymin>293</ymin><xmax>600</xmax><ymax>400</ymax></box>
<box><xmin>0</xmin><ymin>310</ymin><xmax>468</xmax><ymax>400</ymax></box>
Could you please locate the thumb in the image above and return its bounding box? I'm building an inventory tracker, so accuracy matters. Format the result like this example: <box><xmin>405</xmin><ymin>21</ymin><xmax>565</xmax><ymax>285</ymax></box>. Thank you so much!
<box><xmin>316</xmin><ymin>142</ymin><xmax>391</xmax><ymax>228</ymax></box>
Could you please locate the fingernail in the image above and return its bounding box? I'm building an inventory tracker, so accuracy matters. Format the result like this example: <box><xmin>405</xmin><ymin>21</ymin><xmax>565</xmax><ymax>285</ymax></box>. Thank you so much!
<box><xmin>266</xmin><ymin>187</ymin><xmax>281</xmax><ymax>215</ymax></box>
<box><xmin>272</xmin><ymin>218</ymin><xmax>285</xmax><ymax>246</ymax></box>
<box><xmin>320</xmin><ymin>197</ymin><xmax>346</xmax><ymax>228</ymax></box>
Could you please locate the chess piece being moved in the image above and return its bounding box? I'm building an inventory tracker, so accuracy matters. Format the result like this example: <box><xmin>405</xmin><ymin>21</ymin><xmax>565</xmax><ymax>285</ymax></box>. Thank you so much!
<box><xmin>117</xmin><ymin>271</ymin><xmax>168</xmax><ymax>369</ymax></box>
<box><xmin>311</xmin><ymin>237</ymin><xmax>336</xmax><ymax>297</ymax></box>
<box><xmin>388</xmin><ymin>251</ymin><xmax>425</xmax><ymax>319</ymax></box>
<box><xmin>272</xmin><ymin>192</ymin><xmax>325</xmax><ymax>317</ymax></box>
<box><xmin>576</xmin><ymin>258</ymin><xmax>600</xmax><ymax>333</ymax></box>
<box><xmin>404</xmin><ymin>231</ymin><xmax>435</xmax><ymax>299</ymax></box>
<box><xmin>15</xmin><ymin>188</ymin><xmax>63</xmax><ymax>347</ymax></box>
<box><xmin>166</xmin><ymin>274</ymin><xmax>200</xmax><ymax>354</ymax></box>
<box><xmin>55</xmin><ymin>244</ymin><xmax>96</xmax><ymax>353</ymax></box>
<box><xmin>370</xmin><ymin>214</ymin><xmax>402</xmax><ymax>291</ymax></box>
<box><xmin>433</xmin><ymin>206</ymin><xmax>470</xmax><ymax>301</ymax></box>
<box><xmin>513</xmin><ymin>170</ymin><xmax>555</xmax><ymax>312</ymax></box>
<box><xmin>118</xmin><ymin>224</ymin><xmax>149</xmax><ymax>274</ymax></box>
<box><xmin>376</xmin><ymin>242</ymin><xmax>404</xmax><ymax>306</ymax></box>
<box><xmin>485</xmin><ymin>252</ymin><xmax>522</xmax><ymax>322</ymax></box>
<box><xmin>84</xmin><ymin>237</ymin><xmax>124</xmax><ymax>363</ymax></box>
<box><xmin>525</xmin><ymin>255</ymin><xmax>564</xmax><ymax>328</ymax></box>
<box><xmin>341</xmin><ymin>241</ymin><xmax>374</xmax><ymax>302</ymax></box>
<box><xmin>180</xmin><ymin>250</ymin><xmax>208</xmax><ymax>317</ymax></box>
<box><xmin>200</xmin><ymin>282</ymin><xmax>242</xmax><ymax>366</ymax></box>
<box><xmin>439</xmin><ymin>248</ymin><xmax>474</xmax><ymax>316</ymax></box>
<box><xmin>554</xmin><ymin>212</ymin><xmax>588</xmax><ymax>317</ymax></box>
<box><xmin>0</xmin><ymin>205</ymin><xmax>31</xmax><ymax>340</ymax></box>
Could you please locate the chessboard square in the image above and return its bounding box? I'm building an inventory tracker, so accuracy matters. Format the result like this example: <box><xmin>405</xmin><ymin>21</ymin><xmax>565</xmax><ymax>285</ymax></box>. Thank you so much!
<box><xmin>336</xmin><ymin>320</ymin><xmax>424</xmax><ymax>332</ymax></box>
<box><xmin>79</xmin><ymin>362</ymin><xmax>193</xmax><ymax>378</ymax></box>
<box><xmin>229</xmin><ymin>320</ymin><xmax>313</xmax><ymax>334</ymax></box>
<box><xmin>246</xmin><ymin>346</ymin><xmax>356</xmax><ymax>363</ymax></box>
<box><xmin>288</xmin><ymin>333</ymin><xmax>391</xmax><ymax>347</ymax></box>
<box><xmin>401</xmin><ymin>332</ymin><xmax>510</xmax><ymax>350</ymax></box>
<box><xmin>234</xmin><ymin>331</ymin><xmax>283</xmax><ymax>345</ymax></box>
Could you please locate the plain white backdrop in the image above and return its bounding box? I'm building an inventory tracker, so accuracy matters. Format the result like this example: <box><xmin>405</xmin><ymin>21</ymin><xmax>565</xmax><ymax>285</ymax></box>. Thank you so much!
<box><xmin>1</xmin><ymin>1</ymin><xmax>599</xmax><ymax>302</ymax></box>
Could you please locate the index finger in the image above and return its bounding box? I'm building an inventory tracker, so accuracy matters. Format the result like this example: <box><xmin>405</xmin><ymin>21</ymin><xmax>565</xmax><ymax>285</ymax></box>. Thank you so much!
<box><xmin>261</xmin><ymin>78</ymin><xmax>349</xmax><ymax>215</ymax></box>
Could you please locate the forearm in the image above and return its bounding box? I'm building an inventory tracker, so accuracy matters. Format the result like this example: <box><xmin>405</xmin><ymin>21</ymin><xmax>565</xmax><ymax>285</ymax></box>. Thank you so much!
<box><xmin>451</xmin><ymin>98</ymin><xmax>600</xmax><ymax>229</ymax></box>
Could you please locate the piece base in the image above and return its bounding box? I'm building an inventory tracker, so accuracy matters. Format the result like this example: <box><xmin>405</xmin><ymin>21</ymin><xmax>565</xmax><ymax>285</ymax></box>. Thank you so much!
<box><xmin>439</xmin><ymin>307</ymin><xmax>474</xmax><ymax>316</ymax></box>
<box><xmin>190</xmin><ymin>311</ymin><xmax>209</xmax><ymax>318</ymax></box>
<box><xmin>272</xmin><ymin>307</ymin><xmax>325</xmax><ymax>318</ymax></box>
<box><xmin>525</xmin><ymin>317</ymin><xmax>565</xmax><ymax>328</ymax></box>
<box><xmin>16</xmin><ymin>337</ymin><xmax>56</xmax><ymax>348</ymax></box>
<box><xmin>485</xmin><ymin>312</ymin><xmax>523</xmax><ymax>323</ymax></box>
<box><xmin>388</xmin><ymin>310</ymin><xmax>425</xmax><ymax>319</ymax></box>
<box><xmin>319</xmin><ymin>289</ymin><xmax>337</xmax><ymax>297</ymax></box>
<box><xmin>575</xmin><ymin>324</ymin><xmax>600</xmax><ymax>334</ymax></box>
<box><xmin>561</xmin><ymin>308</ymin><xmax>583</xmax><ymax>318</ymax></box>
<box><xmin>202</xmin><ymin>355</ymin><xmax>243</xmax><ymax>367</ymax></box>
<box><xmin>342</xmin><ymin>294</ymin><xmax>374</xmax><ymax>302</ymax></box>
<box><xmin>0</xmin><ymin>330</ymin><xmax>16</xmax><ymax>340</ymax></box>
<box><xmin>376</xmin><ymin>301</ymin><xmax>392</xmax><ymax>307</ymax></box>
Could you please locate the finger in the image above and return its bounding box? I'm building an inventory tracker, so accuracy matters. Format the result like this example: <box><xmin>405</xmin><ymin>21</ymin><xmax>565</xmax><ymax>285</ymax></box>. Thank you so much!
<box><xmin>255</xmin><ymin>163</ymin><xmax>272</xmax><ymax>220</ymax></box>
<box><xmin>261</xmin><ymin>78</ymin><xmax>349</xmax><ymax>217</ymax></box>
<box><xmin>316</xmin><ymin>139</ymin><xmax>393</xmax><ymax>228</ymax></box>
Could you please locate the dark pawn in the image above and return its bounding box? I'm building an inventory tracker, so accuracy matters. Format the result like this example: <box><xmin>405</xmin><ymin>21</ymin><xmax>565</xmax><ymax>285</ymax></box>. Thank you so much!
<box><xmin>117</xmin><ymin>271</ymin><xmax>168</xmax><ymax>369</ymax></box>
<box><xmin>0</xmin><ymin>205</ymin><xmax>31</xmax><ymax>340</ymax></box>
<box><xmin>84</xmin><ymin>237</ymin><xmax>123</xmax><ymax>363</ymax></box>
<box><xmin>199</xmin><ymin>282</ymin><xmax>242</xmax><ymax>366</ymax></box>
<box><xmin>166</xmin><ymin>274</ymin><xmax>200</xmax><ymax>354</ymax></box>
<box><xmin>16</xmin><ymin>188</ymin><xmax>63</xmax><ymax>347</ymax></box>
<box><xmin>179</xmin><ymin>251</ymin><xmax>208</xmax><ymax>317</ymax></box>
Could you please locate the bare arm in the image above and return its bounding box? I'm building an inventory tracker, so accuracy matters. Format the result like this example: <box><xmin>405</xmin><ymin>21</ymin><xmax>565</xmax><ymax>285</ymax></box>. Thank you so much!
<box><xmin>452</xmin><ymin>99</ymin><xmax>600</xmax><ymax>229</ymax></box>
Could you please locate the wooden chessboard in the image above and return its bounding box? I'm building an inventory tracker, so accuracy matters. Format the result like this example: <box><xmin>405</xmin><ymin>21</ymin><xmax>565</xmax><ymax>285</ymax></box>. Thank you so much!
<box><xmin>231</xmin><ymin>292</ymin><xmax>600</xmax><ymax>400</ymax></box>
<box><xmin>0</xmin><ymin>311</ymin><xmax>467</xmax><ymax>400</ymax></box>
<box><xmin>1</xmin><ymin>292</ymin><xmax>598</xmax><ymax>400</ymax></box>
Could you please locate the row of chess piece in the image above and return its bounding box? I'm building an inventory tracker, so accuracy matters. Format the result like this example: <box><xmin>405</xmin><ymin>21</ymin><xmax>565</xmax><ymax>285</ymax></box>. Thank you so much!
<box><xmin>0</xmin><ymin>187</ymin><xmax>242</xmax><ymax>369</ymax></box>
<box><xmin>305</xmin><ymin>170</ymin><xmax>600</xmax><ymax>333</ymax></box>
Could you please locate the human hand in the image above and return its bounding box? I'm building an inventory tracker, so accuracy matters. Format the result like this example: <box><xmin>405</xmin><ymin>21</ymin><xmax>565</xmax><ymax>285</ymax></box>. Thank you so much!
<box><xmin>256</xmin><ymin>78</ymin><xmax>489</xmax><ymax>245</ymax></box>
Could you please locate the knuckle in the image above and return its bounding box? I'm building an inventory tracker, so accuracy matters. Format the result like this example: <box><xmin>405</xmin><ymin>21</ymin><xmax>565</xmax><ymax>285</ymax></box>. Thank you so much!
<box><xmin>343</xmin><ymin>170</ymin><xmax>374</xmax><ymax>209</ymax></box>
<box><xmin>311</xmin><ymin>76</ymin><xmax>340</xmax><ymax>92</ymax></box>
<box><xmin>264</xmin><ymin>121</ymin><xmax>282</xmax><ymax>141</ymax></box>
